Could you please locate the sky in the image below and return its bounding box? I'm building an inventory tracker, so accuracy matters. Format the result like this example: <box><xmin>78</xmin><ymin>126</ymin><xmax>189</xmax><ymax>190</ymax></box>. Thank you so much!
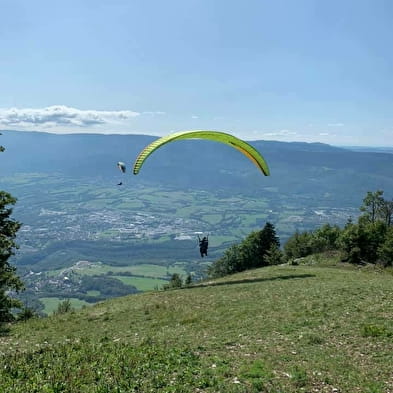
<box><xmin>1</xmin><ymin>0</ymin><xmax>393</xmax><ymax>146</ymax></box>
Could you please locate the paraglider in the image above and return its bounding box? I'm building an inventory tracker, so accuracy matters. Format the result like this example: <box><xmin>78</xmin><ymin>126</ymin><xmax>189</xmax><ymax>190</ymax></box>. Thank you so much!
<box><xmin>131</xmin><ymin>130</ymin><xmax>270</xmax><ymax>258</ymax></box>
<box><xmin>116</xmin><ymin>162</ymin><xmax>126</xmax><ymax>186</ymax></box>
<box><xmin>117</xmin><ymin>162</ymin><xmax>126</xmax><ymax>173</ymax></box>
<box><xmin>132</xmin><ymin>130</ymin><xmax>270</xmax><ymax>176</ymax></box>
<box><xmin>198</xmin><ymin>235</ymin><xmax>209</xmax><ymax>258</ymax></box>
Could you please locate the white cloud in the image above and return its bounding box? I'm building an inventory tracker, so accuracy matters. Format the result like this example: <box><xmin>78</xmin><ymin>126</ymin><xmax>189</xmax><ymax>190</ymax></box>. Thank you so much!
<box><xmin>191</xmin><ymin>115</ymin><xmax>199</xmax><ymax>119</ymax></box>
<box><xmin>319</xmin><ymin>132</ymin><xmax>329</xmax><ymax>136</ymax></box>
<box><xmin>0</xmin><ymin>105</ymin><xmax>140</xmax><ymax>128</ymax></box>
<box><xmin>262</xmin><ymin>129</ymin><xmax>298</xmax><ymax>137</ymax></box>
<box><xmin>142</xmin><ymin>111</ymin><xmax>166</xmax><ymax>116</ymax></box>
<box><xmin>327</xmin><ymin>123</ymin><xmax>344</xmax><ymax>127</ymax></box>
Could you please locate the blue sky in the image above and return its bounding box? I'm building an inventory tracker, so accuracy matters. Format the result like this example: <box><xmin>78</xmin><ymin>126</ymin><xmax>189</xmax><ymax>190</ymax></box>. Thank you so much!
<box><xmin>1</xmin><ymin>0</ymin><xmax>393</xmax><ymax>146</ymax></box>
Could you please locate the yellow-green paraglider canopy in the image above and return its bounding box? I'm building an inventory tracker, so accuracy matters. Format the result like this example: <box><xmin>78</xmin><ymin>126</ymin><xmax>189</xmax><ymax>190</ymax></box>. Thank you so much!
<box><xmin>133</xmin><ymin>130</ymin><xmax>270</xmax><ymax>176</ymax></box>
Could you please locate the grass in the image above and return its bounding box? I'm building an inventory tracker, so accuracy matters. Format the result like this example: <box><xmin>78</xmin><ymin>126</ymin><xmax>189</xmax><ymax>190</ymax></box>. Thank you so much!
<box><xmin>1</xmin><ymin>263</ymin><xmax>392</xmax><ymax>392</ymax></box>
<box><xmin>39</xmin><ymin>297</ymin><xmax>92</xmax><ymax>315</ymax></box>
<box><xmin>49</xmin><ymin>262</ymin><xmax>187</xmax><ymax>279</ymax></box>
<box><xmin>113</xmin><ymin>276</ymin><xmax>168</xmax><ymax>291</ymax></box>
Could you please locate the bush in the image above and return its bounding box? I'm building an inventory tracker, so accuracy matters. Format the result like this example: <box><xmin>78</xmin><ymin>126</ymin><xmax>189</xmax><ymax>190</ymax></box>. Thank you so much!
<box><xmin>284</xmin><ymin>231</ymin><xmax>313</xmax><ymax>260</ymax></box>
<box><xmin>185</xmin><ymin>274</ymin><xmax>192</xmax><ymax>286</ymax></box>
<box><xmin>17</xmin><ymin>307</ymin><xmax>37</xmax><ymax>322</ymax></box>
<box><xmin>54</xmin><ymin>299</ymin><xmax>73</xmax><ymax>315</ymax></box>
<box><xmin>338</xmin><ymin>221</ymin><xmax>388</xmax><ymax>264</ymax></box>
<box><xmin>163</xmin><ymin>274</ymin><xmax>183</xmax><ymax>290</ymax></box>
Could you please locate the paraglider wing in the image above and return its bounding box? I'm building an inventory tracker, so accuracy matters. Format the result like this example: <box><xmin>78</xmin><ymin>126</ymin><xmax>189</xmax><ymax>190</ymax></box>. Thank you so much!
<box><xmin>117</xmin><ymin>161</ymin><xmax>126</xmax><ymax>173</ymax></box>
<box><xmin>132</xmin><ymin>130</ymin><xmax>270</xmax><ymax>176</ymax></box>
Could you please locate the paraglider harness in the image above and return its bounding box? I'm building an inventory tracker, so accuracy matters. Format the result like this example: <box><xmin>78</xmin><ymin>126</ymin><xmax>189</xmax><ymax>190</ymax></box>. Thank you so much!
<box><xmin>198</xmin><ymin>235</ymin><xmax>209</xmax><ymax>258</ymax></box>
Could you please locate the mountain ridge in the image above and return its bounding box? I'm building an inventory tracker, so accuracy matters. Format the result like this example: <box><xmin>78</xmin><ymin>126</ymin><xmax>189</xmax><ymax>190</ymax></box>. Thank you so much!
<box><xmin>1</xmin><ymin>130</ymin><xmax>392</xmax><ymax>206</ymax></box>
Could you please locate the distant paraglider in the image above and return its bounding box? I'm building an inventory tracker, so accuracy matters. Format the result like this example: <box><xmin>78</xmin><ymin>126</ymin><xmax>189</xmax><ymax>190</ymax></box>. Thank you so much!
<box><xmin>132</xmin><ymin>130</ymin><xmax>270</xmax><ymax>176</ymax></box>
<box><xmin>116</xmin><ymin>162</ymin><xmax>126</xmax><ymax>186</ymax></box>
<box><xmin>117</xmin><ymin>162</ymin><xmax>126</xmax><ymax>173</ymax></box>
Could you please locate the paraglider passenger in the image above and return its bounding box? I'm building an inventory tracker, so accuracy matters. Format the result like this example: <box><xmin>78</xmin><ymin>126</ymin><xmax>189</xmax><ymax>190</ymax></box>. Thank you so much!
<box><xmin>198</xmin><ymin>235</ymin><xmax>209</xmax><ymax>258</ymax></box>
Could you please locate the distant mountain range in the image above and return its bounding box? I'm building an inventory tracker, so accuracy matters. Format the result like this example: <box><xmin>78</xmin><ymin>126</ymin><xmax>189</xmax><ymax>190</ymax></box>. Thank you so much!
<box><xmin>343</xmin><ymin>146</ymin><xmax>393</xmax><ymax>154</ymax></box>
<box><xmin>1</xmin><ymin>130</ymin><xmax>393</xmax><ymax>205</ymax></box>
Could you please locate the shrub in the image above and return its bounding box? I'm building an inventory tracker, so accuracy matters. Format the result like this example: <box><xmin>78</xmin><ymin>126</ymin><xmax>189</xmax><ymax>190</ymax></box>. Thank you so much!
<box><xmin>54</xmin><ymin>299</ymin><xmax>73</xmax><ymax>315</ymax></box>
<box><xmin>163</xmin><ymin>274</ymin><xmax>183</xmax><ymax>290</ymax></box>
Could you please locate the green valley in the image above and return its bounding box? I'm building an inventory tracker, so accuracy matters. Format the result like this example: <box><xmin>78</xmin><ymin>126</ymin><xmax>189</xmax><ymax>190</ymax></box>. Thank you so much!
<box><xmin>1</xmin><ymin>173</ymin><xmax>359</xmax><ymax>313</ymax></box>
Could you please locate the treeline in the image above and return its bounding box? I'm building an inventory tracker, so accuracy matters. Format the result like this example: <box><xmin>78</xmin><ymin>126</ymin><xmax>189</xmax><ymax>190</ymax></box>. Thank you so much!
<box><xmin>208</xmin><ymin>222</ymin><xmax>282</xmax><ymax>278</ymax></box>
<box><xmin>286</xmin><ymin>190</ymin><xmax>393</xmax><ymax>265</ymax></box>
<box><xmin>208</xmin><ymin>190</ymin><xmax>393</xmax><ymax>278</ymax></box>
<box><xmin>80</xmin><ymin>275</ymin><xmax>139</xmax><ymax>298</ymax></box>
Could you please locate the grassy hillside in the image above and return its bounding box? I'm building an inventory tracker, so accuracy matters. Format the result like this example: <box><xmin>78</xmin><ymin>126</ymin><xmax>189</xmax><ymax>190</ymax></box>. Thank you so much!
<box><xmin>1</xmin><ymin>263</ymin><xmax>392</xmax><ymax>392</ymax></box>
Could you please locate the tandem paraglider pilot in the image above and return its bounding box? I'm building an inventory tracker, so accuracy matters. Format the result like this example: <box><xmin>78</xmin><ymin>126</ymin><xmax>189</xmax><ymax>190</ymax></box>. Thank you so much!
<box><xmin>198</xmin><ymin>235</ymin><xmax>209</xmax><ymax>258</ymax></box>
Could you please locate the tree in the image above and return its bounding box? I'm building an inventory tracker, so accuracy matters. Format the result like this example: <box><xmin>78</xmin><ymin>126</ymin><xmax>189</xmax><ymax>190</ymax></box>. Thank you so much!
<box><xmin>337</xmin><ymin>219</ymin><xmax>387</xmax><ymax>264</ymax></box>
<box><xmin>1</xmin><ymin>137</ymin><xmax>24</xmax><ymax>327</ymax></box>
<box><xmin>163</xmin><ymin>273</ymin><xmax>183</xmax><ymax>290</ymax></box>
<box><xmin>208</xmin><ymin>222</ymin><xmax>280</xmax><ymax>278</ymax></box>
<box><xmin>359</xmin><ymin>190</ymin><xmax>384</xmax><ymax>224</ymax></box>
<box><xmin>264</xmin><ymin>243</ymin><xmax>284</xmax><ymax>265</ymax></box>
<box><xmin>284</xmin><ymin>231</ymin><xmax>313</xmax><ymax>260</ymax></box>
<box><xmin>185</xmin><ymin>273</ymin><xmax>192</xmax><ymax>286</ymax></box>
<box><xmin>378</xmin><ymin>227</ymin><xmax>393</xmax><ymax>267</ymax></box>
<box><xmin>257</xmin><ymin>222</ymin><xmax>280</xmax><ymax>266</ymax></box>
<box><xmin>361</xmin><ymin>221</ymin><xmax>387</xmax><ymax>263</ymax></box>
<box><xmin>207</xmin><ymin>243</ymin><xmax>243</xmax><ymax>278</ymax></box>
<box><xmin>378</xmin><ymin>199</ymin><xmax>393</xmax><ymax>226</ymax></box>
<box><xmin>0</xmin><ymin>188</ymin><xmax>24</xmax><ymax>326</ymax></box>
<box><xmin>310</xmin><ymin>224</ymin><xmax>341</xmax><ymax>253</ymax></box>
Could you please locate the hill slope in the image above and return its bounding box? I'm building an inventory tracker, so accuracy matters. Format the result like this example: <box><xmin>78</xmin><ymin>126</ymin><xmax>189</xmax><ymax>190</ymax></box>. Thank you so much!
<box><xmin>1</xmin><ymin>263</ymin><xmax>392</xmax><ymax>392</ymax></box>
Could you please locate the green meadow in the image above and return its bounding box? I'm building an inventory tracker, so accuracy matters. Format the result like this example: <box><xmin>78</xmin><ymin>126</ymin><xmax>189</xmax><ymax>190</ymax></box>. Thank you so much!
<box><xmin>39</xmin><ymin>297</ymin><xmax>92</xmax><ymax>315</ymax></box>
<box><xmin>1</xmin><ymin>263</ymin><xmax>392</xmax><ymax>392</ymax></box>
<box><xmin>113</xmin><ymin>276</ymin><xmax>168</xmax><ymax>291</ymax></box>
<box><xmin>51</xmin><ymin>262</ymin><xmax>188</xmax><ymax>278</ymax></box>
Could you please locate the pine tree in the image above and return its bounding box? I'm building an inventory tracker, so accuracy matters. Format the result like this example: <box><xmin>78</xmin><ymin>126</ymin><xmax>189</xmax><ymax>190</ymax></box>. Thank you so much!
<box><xmin>257</xmin><ymin>222</ymin><xmax>280</xmax><ymax>266</ymax></box>
<box><xmin>264</xmin><ymin>243</ymin><xmax>284</xmax><ymax>265</ymax></box>
<box><xmin>0</xmin><ymin>138</ymin><xmax>24</xmax><ymax>328</ymax></box>
<box><xmin>208</xmin><ymin>222</ymin><xmax>280</xmax><ymax>277</ymax></box>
